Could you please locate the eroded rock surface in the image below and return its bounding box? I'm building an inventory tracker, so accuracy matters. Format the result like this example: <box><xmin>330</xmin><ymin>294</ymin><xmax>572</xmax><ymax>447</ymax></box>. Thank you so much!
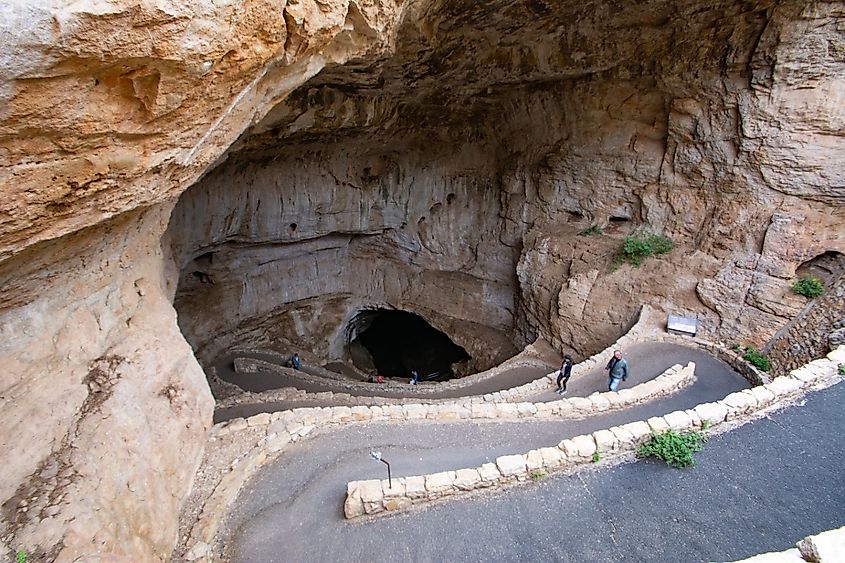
<box><xmin>0</xmin><ymin>0</ymin><xmax>843</xmax><ymax>560</ymax></box>
<box><xmin>1</xmin><ymin>0</ymin><xmax>405</xmax><ymax>560</ymax></box>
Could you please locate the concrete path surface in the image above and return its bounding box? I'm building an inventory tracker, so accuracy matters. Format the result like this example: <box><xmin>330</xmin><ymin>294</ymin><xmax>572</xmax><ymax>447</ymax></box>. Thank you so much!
<box><xmin>218</xmin><ymin>346</ymin><xmax>777</xmax><ymax>562</ymax></box>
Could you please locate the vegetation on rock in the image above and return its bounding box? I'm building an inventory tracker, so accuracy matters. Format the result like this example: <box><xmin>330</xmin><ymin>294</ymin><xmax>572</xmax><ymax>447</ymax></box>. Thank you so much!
<box><xmin>791</xmin><ymin>275</ymin><xmax>825</xmax><ymax>298</ymax></box>
<box><xmin>620</xmin><ymin>229</ymin><xmax>674</xmax><ymax>266</ymax></box>
<box><xmin>742</xmin><ymin>346</ymin><xmax>770</xmax><ymax>372</ymax></box>
<box><xmin>579</xmin><ymin>224</ymin><xmax>603</xmax><ymax>236</ymax></box>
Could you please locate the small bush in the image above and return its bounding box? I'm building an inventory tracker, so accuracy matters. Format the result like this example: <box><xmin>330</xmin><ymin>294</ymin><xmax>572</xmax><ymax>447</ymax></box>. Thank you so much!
<box><xmin>620</xmin><ymin>229</ymin><xmax>674</xmax><ymax>266</ymax></box>
<box><xmin>839</xmin><ymin>364</ymin><xmax>845</xmax><ymax>377</ymax></box>
<box><xmin>591</xmin><ymin>451</ymin><xmax>600</xmax><ymax>463</ymax></box>
<box><xmin>579</xmin><ymin>224</ymin><xmax>603</xmax><ymax>236</ymax></box>
<box><xmin>637</xmin><ymin>429</ymin><xmax>705</xmax><ymax>468</ymax></box>
<box><xmin>791</xmin><ymin>276</ymin><xmax>825</xmax><ymax>298</ymax></box>
<box><xmin>530</xmin><ymin>470</ymin><xmax>546</xmax><ymax>482</ymax></box>
<box><xmin>742</xmin><ymin>346</ymin><xmax>770</xmax><ymax>372</ymax></box>
<box><xmin>17</xmin><ymin>551</ymin><xmax>26</xmax><ymax>563</ymax></box>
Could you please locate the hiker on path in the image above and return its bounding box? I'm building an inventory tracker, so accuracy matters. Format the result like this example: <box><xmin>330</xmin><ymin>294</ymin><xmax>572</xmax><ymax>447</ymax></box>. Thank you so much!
<box><xmin>289</xmin><ymin>353</ymin><xmax>302</xmax><ymax>370</ymax></box>
<box><xmin>556</xmin><ymin>355</ymin><xmax>573</xmax><ymax>395</ymax></box>
<box><xmin>604</xmin><ymin>349</ymin><xmax>628</xmax><ymax>391</ymax></box>
<box><xmin>409</xmin><ymin>370</ymin><xmax>419</xmax><ymax>385</ymax></box>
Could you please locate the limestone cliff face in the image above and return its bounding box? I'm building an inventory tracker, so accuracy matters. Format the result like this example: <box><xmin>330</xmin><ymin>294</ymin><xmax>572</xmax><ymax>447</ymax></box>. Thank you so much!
<box><xmin>0</xmin><ymin>0</ymin><xmax>401</xmax><ymax>264</ymax></box>
<box><xmin>165</xmin><ymin>139</ymin><xmax>520</xmax><ymax>374</ymax></box>
<box><xmin>0</xmin><ymin>0</ymin><xmax>405</xmax><ymax>560</ymax></box>
<box><xmin>174</xmin><ymin>0</ymin><xmax>845</xmax><ymax>361</ymax></box>
<box><xmin>0</xmin><ymin>0</ymin><xmax>843</xmax><ymax>560</ymax></box>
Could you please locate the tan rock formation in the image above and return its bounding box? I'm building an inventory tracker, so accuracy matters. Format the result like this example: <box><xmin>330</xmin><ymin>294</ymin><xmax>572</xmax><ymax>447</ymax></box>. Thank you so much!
<box><xmin>0</xmin><ymin>0</ymin><xmax>843</xmax><ymax>560</ymax></box>
<box><xmin>1</xmin><ymin>0</ymin><xmax>405</xmax><ymax>560</ymax></box>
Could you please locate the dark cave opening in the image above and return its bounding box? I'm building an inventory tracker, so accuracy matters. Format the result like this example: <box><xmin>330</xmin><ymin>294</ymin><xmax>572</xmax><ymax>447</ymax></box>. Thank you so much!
<box><xmin>348</xmin><ymin>309</ymin><xmax>471</xmax><ymax>380</ymax></box>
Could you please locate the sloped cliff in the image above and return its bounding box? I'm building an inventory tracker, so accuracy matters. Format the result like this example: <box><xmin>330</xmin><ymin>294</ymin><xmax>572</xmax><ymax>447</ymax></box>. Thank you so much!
<box><xmin>0</xmin><ymin>0</ymin><xmax>842</xmax><ymax>560</ymax></box>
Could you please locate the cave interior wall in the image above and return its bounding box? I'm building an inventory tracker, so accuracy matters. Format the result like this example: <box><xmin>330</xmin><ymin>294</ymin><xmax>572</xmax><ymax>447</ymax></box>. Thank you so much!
<box><xmin>168</xmin><ymin>0</ymin><xmax>845</xmax><ymax>369</ymax></box>
<box><xmin>0</xmin><ymin>0</ymin><xmax>843</xmax><ymax>560</ymax></box>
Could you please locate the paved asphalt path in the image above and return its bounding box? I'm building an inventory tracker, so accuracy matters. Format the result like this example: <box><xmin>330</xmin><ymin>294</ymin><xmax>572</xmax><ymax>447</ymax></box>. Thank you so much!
<box><xmin>216</xmin><ymin>342</ymin><xmax>726</xmax><ymax>422</ymax></box>
<box><xmin>219</xmin><ymin>344</ymin><xmax>772</xmax><ymax>562</ymax></box>
<box><xmin>216</xmin><ymin>352</ymin><xmax>554</xmax><ymax>398</ymax></box>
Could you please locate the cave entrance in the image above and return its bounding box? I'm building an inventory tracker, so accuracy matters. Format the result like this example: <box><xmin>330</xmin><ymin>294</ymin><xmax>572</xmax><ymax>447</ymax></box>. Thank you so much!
<box><xmin>348</xmin><ymin>309</ymin><xmax>470</xmax><ymax>380</ymax></box>
<box><xmin>796</xmin><ymin>251</ymin><xmax>845</xmax><ymax>284</ymax></box>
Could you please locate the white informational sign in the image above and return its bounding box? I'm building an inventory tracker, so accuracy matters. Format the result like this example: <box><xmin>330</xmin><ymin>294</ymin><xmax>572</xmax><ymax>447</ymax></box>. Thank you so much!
<box><xmin>667</xmin><ymin>315</ymin><xmax>698</xmax><ymax>336</ymax></box>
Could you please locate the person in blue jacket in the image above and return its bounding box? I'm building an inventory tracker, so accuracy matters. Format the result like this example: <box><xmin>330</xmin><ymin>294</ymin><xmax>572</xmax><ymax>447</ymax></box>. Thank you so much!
<box><xmin>289</xmin><ymin>353</ymin><xmax>301</xmax><ymax>370</ymax></box>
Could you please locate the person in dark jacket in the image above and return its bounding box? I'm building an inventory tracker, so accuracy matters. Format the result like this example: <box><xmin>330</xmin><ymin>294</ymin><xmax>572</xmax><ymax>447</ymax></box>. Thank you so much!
<box><xmin>289</xmin><ymin>353</ymin><xmax>301</xmax><ymax>370</ymax></box>
<box><xmin>556</xmin><ymin>355</ymin><xmax>573</xmax><ymax>395</ymax></box>
<box><xmin>604</xmin><ymin>350</ymin><xmax>628</xmax><ymax>391</ymax></box>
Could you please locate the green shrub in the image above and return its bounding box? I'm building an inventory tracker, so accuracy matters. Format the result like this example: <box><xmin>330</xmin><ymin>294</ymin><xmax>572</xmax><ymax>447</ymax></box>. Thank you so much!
<box><xmin>17</xmin><ymin>551</ymin><xmax>26</xmax><ymax>563</ymax></box>
<box><xmin>530</xmin><ymin>470</ymin><xmax>546</xmax><ymax>482</ymax></box>
<box><xmin>591</xmin><ymin>451</ymin><xmax>600</xmax><ymax>463</ymax></box>
<box><xmin>839</xmin><ymin>364</ymin><xmax>845</xmax><ymax>377</ymax></box>
<box><xmin>620</xmin><ymin>229</ymin><xmax>674</xmax><ymax>266</ymax></box>
<box><xmin>637</xmin><ymin>429</ymin><xmax>705</xmax><ymax>468</ymax></box>
<box><xmin>791</xmin><ymin>276</ymin><xmax>825</xmax><ymax>298</ymax></box>
<box><xmin>742</xmin><ymin>346</ymin><xmax>770</xmax><ymax>372</ymax></box>
<box><xmin>579</xmin><ymin>224</ymin><xmax>603</xmax><ymax>236</ymax></box>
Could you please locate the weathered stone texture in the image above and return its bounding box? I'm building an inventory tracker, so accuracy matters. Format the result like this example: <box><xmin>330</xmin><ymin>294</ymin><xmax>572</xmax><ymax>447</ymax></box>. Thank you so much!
<box><xmin>1</xmin><ymin>0</ymin><xmax>843</xmax><ymax>560</ymax></box>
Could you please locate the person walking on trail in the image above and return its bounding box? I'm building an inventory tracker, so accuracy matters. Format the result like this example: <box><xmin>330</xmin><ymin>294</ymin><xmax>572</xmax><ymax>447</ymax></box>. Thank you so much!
<box><xmin>290</xmin><ymin>353</ymin><xmax>302</xmax><ymax>371</ymax></box>
<box><xmin>604</xmin><ymin>349</ymin><xmax>628</xmax><ymax>391</ymax></box>
<box><xmin>409</xmin><ymin>370</ymin><xmax>419</xmax><ymax>385</ymax></box>
<box><xmin>556</xmin><ymin>355</ymin><xmax>573</xmax><ymax>395</ymax></box>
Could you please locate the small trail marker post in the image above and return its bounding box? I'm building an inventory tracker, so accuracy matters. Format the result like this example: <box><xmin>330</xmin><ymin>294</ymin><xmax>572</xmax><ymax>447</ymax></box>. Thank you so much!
<box><xmin>369</xmin><ymin>450</ymin><xmax>392</xmax><ymax>488</ymax></box>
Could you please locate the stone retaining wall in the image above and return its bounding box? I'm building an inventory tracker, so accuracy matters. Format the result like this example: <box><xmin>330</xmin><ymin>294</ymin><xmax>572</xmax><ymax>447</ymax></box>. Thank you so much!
<box><xmin>216</xmin><ymin>305</ymin><xmax>772</xmax><ymax>413</ymax></box>
<box><xmin>182</xmin><ymin>306</ymin><xmax>811</xmax><ymax>560</ymax></box>
<box><xmin>225</xmin><ymin>340</ymin><xmax>557</xmax><ymax>399</ymax></box>
<box><xmin>182</xmin><ymin>360</ymin><xmax>695</xmax><ymax>559</ymax></box>
<box><xmin>660</xmin><ymin>332</ymin><xmax>770</xmax><ymax>386</ymax></box>
<box><xmin>728</xmin><ymin>525</ymin><xmax>845</xmax><ymax>562</ymax></box>
<box><xmin>230</xmin><ymin>349</ymin><xmax>353</xmax><ymax>382</ymax></box>
<box><xmin>341</xmin><ymin>347</ymin><xmax>844</xmax><ymax>520</ymax></box>
<box><xmin>214</xmin><ymin>363</ymin><xmax>694</xmax><ymax>436</ymax></box>
<box><xmin>763</xmin><ymin>271</ymin><xmax>845</xmax><ymax>376</ymax></box>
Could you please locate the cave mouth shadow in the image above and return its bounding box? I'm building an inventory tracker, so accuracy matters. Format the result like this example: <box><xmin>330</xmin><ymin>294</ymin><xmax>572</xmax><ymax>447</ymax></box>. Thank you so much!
<box><xmin>347</xmin><ymin>309</ymin><xmax>470</xmax><ymax>381</ymax></box>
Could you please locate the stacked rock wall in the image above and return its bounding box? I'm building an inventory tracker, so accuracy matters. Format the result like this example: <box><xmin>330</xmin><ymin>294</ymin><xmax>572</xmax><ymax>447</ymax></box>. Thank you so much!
<box><xmin>764</xmin><ymin>271</ymin><xmax>845</xmax><ymax>375</ymax></box>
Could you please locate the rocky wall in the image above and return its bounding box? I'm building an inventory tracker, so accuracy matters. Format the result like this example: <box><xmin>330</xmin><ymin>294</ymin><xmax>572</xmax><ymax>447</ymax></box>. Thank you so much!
<box><xmin>0</xmin><ymin>0</ymin><xmax>843</xmax><ymax>560</ymax></box>
<box><xmin>0</xmin><ymin>204</ymin><xmax>213</xmax><ymax>561</ymax></box>
<box><xmin>165</xmin><ymin>141</ymin><xmax>522</xmax><ymax>371</ymax></box>
<box><xmin>764</xmin><ymin>271</ymin><xmax>845</xmax><ymax>375</ymax></box>
<box><xmin>502</xmin><ymin>0</ymin><xmax>845</xmax><ymax>351</ymax></box>
<box><xmin>0</xmin><ymin>1</ymin><xmax>409</xmax><ymax>559</ymax></box>
<box><xmin>185</xmin><ymin>0</ymin><xmax>845</xmax><ymax>364</ymax></box>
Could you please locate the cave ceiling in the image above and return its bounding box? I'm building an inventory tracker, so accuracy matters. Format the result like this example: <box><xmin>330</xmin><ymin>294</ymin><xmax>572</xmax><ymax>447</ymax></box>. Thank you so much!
<box><xmin>230</xmin><ymin>0</ymin><xmax>774</xmax><ymax>156</ymax></box>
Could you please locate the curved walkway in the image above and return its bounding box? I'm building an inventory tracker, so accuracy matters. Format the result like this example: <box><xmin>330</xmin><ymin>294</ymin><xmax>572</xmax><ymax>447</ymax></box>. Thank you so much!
<box><xmin>223</xmin><ymin>383</ymin><xmax>844</xmax><ymax>562</ymax></box>
<box><xmin>215</xmin><ymin>349</ymin><xmax>559</xmax><ymax>396</ymax></box>
<box><xmin>215</xmin><ymin>342</ymin><xmax>732</xmax><ymax>422</ymax></box>
<box><xmin>218</xmin><ymin>344</ymin><xmax>752</xmax><ymax>561</ymax></box>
